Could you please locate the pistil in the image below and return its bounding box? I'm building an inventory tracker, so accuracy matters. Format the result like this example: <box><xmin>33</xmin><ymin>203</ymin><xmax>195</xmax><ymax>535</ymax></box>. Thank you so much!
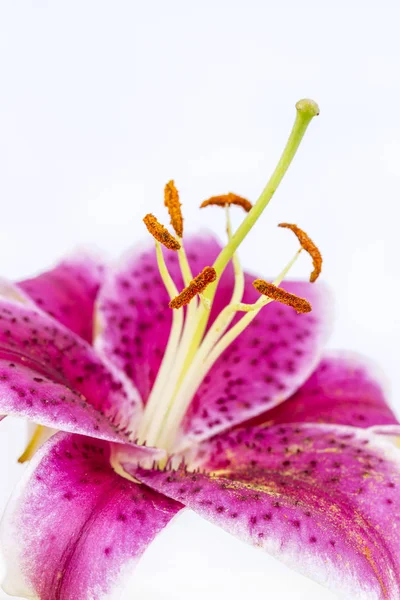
<box><xmin>182</xmin><ymin>99</ymin><xmax>320</xmax><ymax>366</ymax></box>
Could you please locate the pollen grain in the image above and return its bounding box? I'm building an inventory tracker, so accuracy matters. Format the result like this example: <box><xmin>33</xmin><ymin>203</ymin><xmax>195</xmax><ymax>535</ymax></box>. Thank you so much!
<box><xmin>143</xmin><ymin>214</ymin><xmax>181</xmax><ymax>251</ymax></box>
<box><xmin>253</xmin><ymin>280</ymin><xmax>312</xmax><ymax>313</ymax></box>
<box><xmin>164</xmin><ymin>180</ymin><xmax>184</xmax><ymax>238</ymax></box>
<box><xmin>278</xmin><ymin>223</ymin><xmax>322</xmax><ymax>282</ymax></box>
<box><xmin>169</xmin><ymin>267</ymin><xmax>217</xmax><ymax>309</ymax></box>
<box><xmin>200</xmin><ymin>193</ymin><xmax>253</xmax><ymax>213</ymax></box>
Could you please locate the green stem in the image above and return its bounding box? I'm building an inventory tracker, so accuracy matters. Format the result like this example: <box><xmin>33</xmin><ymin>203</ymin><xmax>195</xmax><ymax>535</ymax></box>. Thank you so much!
<box><xmin>186</xmin><ymin>99</ymin><xmax>320</xmax><ymax>360</ymax></box>
<box><xmin>212</xmin><ymin>99</ymin><xmax>319</xmax><ymax>279</ymax></box>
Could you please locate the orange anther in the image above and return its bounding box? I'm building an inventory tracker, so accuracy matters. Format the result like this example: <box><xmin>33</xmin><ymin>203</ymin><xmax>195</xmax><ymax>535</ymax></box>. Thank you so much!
<box><xmin>143</xmin><ymin>214</ymin><xmax>181</xmax><ymax>251</ymax></box>
<box><xmin>200</xmin><ymin>193</ymin><xmax>253</xmax><ymax>213</ymax></box>
<box><xmin>169</xmin><ymin>267</ymin><xmax>217</xmax><ymax>309</ymax></box>
<box><xmin>253</xmin><ymin>280</ymin><xmax>312</xmax><ymax>313</ymax></box>
<box><xmin>164</xmin><ymin>180</ymin><xmax>184</xmax><ymax>238</ymax></box>
<box><xmin>278</xmin><ymin>223</ymin><xmax>322</xmax><ymax>283</ymax></box>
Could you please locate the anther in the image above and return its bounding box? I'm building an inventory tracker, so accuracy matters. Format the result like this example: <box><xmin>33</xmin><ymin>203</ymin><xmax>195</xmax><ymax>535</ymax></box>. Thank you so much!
<box><xmin>164</xmin><ymin>180</ymin><xmax>184</xmax><ymax>238</ymax></box>
<box><xmin>200</xmin><ymin>193</ymin><xmax>253</xmax><ymax>213</ymax></box>
<box><xmin>143</xmin><ymin>214</ymin><xmax>181</xmax><ymax>251</ymax></box>
<box><xmin>169</xmin><ymin>267</ymin><xmax>217</xmax><ymax>309</ymax></box>
<box><xmin>253</xmin><ymin>280</ymin><xmax>312</xmax><ymax>313</ymax></box>
<box><xmin>278</xmin><ymin>223</ymin><xmax>322</xmax><ymax>282</ymax></box>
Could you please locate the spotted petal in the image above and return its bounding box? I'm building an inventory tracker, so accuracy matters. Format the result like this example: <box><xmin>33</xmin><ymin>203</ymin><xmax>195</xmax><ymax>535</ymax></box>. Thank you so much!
<box><xmin>17</xmin><ymin>252</ymin><xmax>104</xmax><ymax>342</ymax></box>
<box><xmin>246</xmin><ymin>351</ymin><xmax>398</xmax><ymax>429</ymax></box>
<box><xmin>136</xmin><ymin>424</ymin><xmax>400</xmax><ymax>600</ymax></box>
<box><xmin>95</xmin><ymin>234</ymin><xmax>332</xmax><ymax>445</ymax></box>
<box><xmin>181</xmin><ymin>276</ymin><xmax>332</xmax><ymax>445</ymax></box>
<box><xmin>1</xmin><ymin>433</ymin><xmax>181</xmax><ymax>600</ymax></box>
<box><xmin>0</xmin><ymin>298</ymin><xmax>141</xmax><ymax>433</ymax></box>
<box><xmin>95</xmin><ymin>234</ymin><xmax>227</xmax><ymax>403</ymax></box>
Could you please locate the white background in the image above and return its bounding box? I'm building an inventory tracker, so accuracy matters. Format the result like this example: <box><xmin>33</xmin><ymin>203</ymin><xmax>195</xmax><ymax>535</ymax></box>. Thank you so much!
<box><xmin>0</xmin><ymin>1</ymin><xmax>399</xmax><ymax>599</ymax></box>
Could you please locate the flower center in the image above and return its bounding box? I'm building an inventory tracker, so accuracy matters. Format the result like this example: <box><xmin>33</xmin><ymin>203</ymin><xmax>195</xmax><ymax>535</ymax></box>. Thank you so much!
<box><xmin>137</xmin><ymin>99</ymin><xmax>321</xmax><ymax>452</ymax></box>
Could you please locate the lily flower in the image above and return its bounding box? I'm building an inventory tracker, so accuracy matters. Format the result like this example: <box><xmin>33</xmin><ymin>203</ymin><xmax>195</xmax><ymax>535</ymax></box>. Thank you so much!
<box><xmin>0</xmin><ymin>99</ymin><xmax>399</xmax><ymax>600</ymax></box>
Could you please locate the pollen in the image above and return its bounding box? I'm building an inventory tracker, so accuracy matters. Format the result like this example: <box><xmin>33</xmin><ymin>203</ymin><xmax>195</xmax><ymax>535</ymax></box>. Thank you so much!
<box><xmin>164</xmin><ymin>180</ymin><xmax>184</xmax><ymax>238</ymax></box>
<box><xmin>143</xmin><ymin>214</ymin><xmax>181</xmax><ymax>251</ymax></box>
<box><xmin>200</xmin><ymin>193</ymin><xmax>253</xmax><ymax>213</ymax></box>
<box><xmin>169</xmin><ymin>266</ymin><xmax>217</xmax><ymax>309</ymax></box>
<box><xmin>253</xmin><ymin>280</ymin><xmax>312</xmax><ymax>313</ymax></box>
<box><xmin>278</xmin><ymin>223</ymin><xmax>322</xmax><ymax>282</ymax></box>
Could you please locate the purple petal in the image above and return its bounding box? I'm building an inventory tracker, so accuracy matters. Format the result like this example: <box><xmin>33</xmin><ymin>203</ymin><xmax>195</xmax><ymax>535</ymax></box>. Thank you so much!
<box><xmin>0</xmin><ymin>360</ymin><xmax>133</xmax><ymax>443</ymax></box>
<box><xmin>96</xmin><ymin>233</ymin><xmax>332</xmax><ymax>443</ymax></box>
<box><xmin>95</xmin><ymin>234</ymin><xmax>226</xmax><ymax>403</ymax></box>
<box><xmin>246</xmin><ymin>351</ymin><xmax>398</xmax><ymax>429</ymax></box>
<box><xmin>18</xmin><ymin>252</ymin><xmax>104</xmax><ymax>342</ymax></box>
<box><xmin>0</xmin><ymin>298</ymin><xmax>141</xmax><ymax>432</ymax></box>
<box><xmin>136</xmin><ymin>424</ymin><xmax>400</xmax><ymax>599</ymax></box>
<box><xmin>181</xmin><ymin>277</ymin><xmax>333</xmax><ymax>445</ymax></box>
<box><xmin>1</xmin><ymin>433</ymin><xmax>181</xmax><ymax>600</ymax></box>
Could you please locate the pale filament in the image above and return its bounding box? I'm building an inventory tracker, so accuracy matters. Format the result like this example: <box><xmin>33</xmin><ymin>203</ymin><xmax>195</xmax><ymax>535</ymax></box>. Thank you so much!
<box><xmin>141</xmin><ymin>241</ymin><xmax>203</xmax><ymax>445</ymax></box>
<box><xmin>140</xmin><ymin>214</ymin><xmax>303</xmax><ymax>450</ymax></box>
<box><xmin>157</xmin><ymin>248</ymin><xmax>302</xmax><ymax>450</ymax></box>
<box><xmin>141</xmin><ymin>206</ymin><xmax>239</xmax><ymax>445</ymax></box>
<box><xmin>137</xmin><ymin>243</ymin><xmax>183</xmax><ymax>442</ymax></box>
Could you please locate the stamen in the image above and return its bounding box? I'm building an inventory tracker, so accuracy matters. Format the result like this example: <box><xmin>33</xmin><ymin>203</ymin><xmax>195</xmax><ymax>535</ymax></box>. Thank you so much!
<box><xmin>137</xmin><ymin>241</ymin><xmax>184</xmax><ymax>443</ymax></box>
<box><xmin>143</xmin><ymin>214</ymin><xmax>181</xmax><ymax>251</ymax></box>
<box><xmin>253</xmin><ymin>279</ymin><xmax>312</xmax><ymax>313</ymax></box>
<box><xmin>278</xmin><ymin>223</ymin><xmax>322</xmax><ymax>282</ymax></box>
<box><xmin>200</xmin><ymin>193</ymin><xmax>253</xmax><ymax>213</ymax></box>
<box><xmin>156</xmin><ymin>249</ymin><xmax>302</xmax><ymax>451</ymax></box>
<box><xmin>169</xmin><ymin>267</ymin><xmax>217</xmax><ymax>309</ymax></box>
<box><xmin>164</xmin><ymin>180</ymin><xmax>184</xmax><ymax>238</ymax></box>
<box><xmin>18</xmin><ymin>425</ymin><xmax>46</xmax><ymax>463</ymax></box>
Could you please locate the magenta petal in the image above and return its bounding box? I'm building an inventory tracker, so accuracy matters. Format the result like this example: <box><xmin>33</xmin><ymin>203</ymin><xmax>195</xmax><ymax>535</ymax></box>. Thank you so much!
<box><xmin>136</xmin><ymin>424</ymin><xmax>400</xmax><ymax>599</ymax></box>
<box><xmin>247</xmin><ymin>351</ymin><xmax>398</xmax><ymax>429</ymax></box>
<box><xmin>0</xmin><ymin>299</ymin><xmax>141</xmax><ymax>431</ymax></box>
<box><xmin>181</xmin><ymin>278</ymin><xmax>333</xmax><ymax>444</ymax></box>
<box><xmin>18</xmin><ymin>253</ymin><xmax>104</xmax><ymax>342</ymax></box>
<box><xmin>1</xmin><ymin>433</ymin><xmax>181</xmax><ymax>600</ymax></box>
<box><xmin>0</xmin><ymin>360</ymin><xmax>133</xmax><ymax>442</ymax></box>
<box><xmin>96</xmin><ymin>234</ymin><xmax>225</xmax><ymax>402</ymax></box>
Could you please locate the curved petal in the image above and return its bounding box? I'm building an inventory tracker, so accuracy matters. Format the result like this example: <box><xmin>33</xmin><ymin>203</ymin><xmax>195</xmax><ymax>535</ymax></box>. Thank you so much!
<box><xmin>181</xmin><ymin>277</ymin><xmax>333</xmax><ymax>445</ymax></box>
<box><xmin>0</xmin><ymin>298</ymin><xmax>141</xmax><ymax>432</ymax></box>
<box><xmin>1</xmin><ymin>433</ymin><xmax>181</xmax><ymax>600</ymax></box>
<box><xmin>245</xmin><ymin>351</ymin><xmax>398</xmax><ymax>429</ymax></box>
<box><xmin>17</xmin><ymin>252</ymin><xmax>104</xmax><ymax>342</ymax></box>
<box><xmin>95</xmin><ymin>233</ymin><xmax>228</xmax><ymax>403</ymax></box>
<box><xmin>0</xmin><ymin>359</ymin><xmax>134</xmax><ymax>443</ymax></box>
<box><xmin>136</xmin><ymin>424</ymin><xmax>400</xmax><ymax>600</ymax></box>
<box><xmin>96</xmin><ymin>233</ymin><xmax>333</xmax><ymax>444</ymax></box>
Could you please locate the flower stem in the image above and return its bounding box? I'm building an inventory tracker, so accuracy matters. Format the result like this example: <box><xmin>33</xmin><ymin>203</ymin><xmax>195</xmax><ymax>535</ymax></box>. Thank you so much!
<box><xmin>212</xmin><ymin>99</ymin><xmax>319</xmax><ymax>278</ymax></box>
<box><xmin>184</xmin><ymin>99</ymin><xmax>320</xmax><ymax>365</ymax></box>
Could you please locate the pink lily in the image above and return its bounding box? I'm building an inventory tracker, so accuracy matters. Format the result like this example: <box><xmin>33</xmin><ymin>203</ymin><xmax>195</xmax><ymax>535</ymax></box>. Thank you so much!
<box><xmin>0</xmin><ymin>100</ymin><xmax>399</xmax><ymax>600</ymax></box>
